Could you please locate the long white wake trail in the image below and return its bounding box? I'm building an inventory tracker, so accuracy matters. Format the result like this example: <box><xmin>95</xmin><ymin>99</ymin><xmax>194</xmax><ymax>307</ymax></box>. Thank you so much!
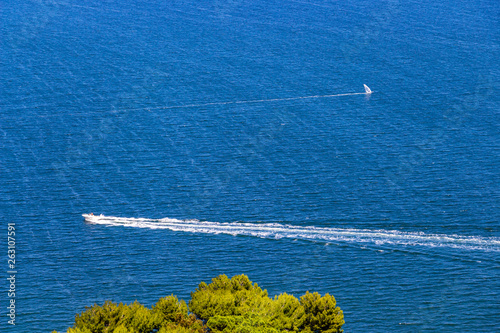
<box><xmin>83</xmin><ymin>215</ymin><xmax>500</xmax><ymax>252</ymax></box>
<box><xmin>134</xmin><ymin>86</ymin><xmax>372</xmax><ymax>111</ymax></box>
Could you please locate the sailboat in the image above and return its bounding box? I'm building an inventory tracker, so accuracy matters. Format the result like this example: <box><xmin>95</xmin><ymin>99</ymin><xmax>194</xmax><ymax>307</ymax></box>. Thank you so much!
<box><xmin>363</xmin><ymin>84</ymin><xmax>372</xmax><ymax>94</ymax></box>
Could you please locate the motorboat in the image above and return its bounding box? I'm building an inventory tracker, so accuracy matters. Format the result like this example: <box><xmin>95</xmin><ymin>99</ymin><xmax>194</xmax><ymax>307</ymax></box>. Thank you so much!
<box><xmin>82</xmin><ymin>213</ymin><xmax>103</xmax><ymax>222</ymax></box>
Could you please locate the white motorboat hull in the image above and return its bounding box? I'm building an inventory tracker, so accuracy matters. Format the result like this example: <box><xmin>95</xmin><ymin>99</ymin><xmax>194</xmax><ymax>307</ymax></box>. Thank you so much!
<box><xmin>82</xmin><ymin>214</ymin><xmax>104</xmax><ymax>223</ymax></box>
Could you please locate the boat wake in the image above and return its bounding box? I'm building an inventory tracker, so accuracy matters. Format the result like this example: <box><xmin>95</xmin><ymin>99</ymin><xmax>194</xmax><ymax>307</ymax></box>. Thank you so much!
<box><xmin>128</xmin><ymin>86</ymin><xmax>373</xmax><ymax>111</ymax></box>
<box><xmin>82</xmin><ymin>215</ymin><xmax>500</xmax><ymax>253</ymax></box>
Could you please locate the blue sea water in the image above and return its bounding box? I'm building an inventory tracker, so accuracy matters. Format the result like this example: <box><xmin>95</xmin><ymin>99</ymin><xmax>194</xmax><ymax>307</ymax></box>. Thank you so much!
<box><xmin>1</xmin><ymin>0</ymin><xmax>499</xmax><ymax>331</ymax></box>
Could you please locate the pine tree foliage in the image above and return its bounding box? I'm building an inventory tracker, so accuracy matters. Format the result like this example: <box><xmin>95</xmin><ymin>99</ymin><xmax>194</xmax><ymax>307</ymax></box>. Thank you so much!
<box><xmin>54</xmin><ymin>274</ymin><xmax>344</xmax><ymax>333</ymax></box>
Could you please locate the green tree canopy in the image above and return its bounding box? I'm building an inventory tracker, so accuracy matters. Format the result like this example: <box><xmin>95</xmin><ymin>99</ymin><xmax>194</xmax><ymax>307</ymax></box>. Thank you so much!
<box><xmin>55</xmin><ymin>274</ymin><xmax>344</xmax><ymax>333</ymax></box>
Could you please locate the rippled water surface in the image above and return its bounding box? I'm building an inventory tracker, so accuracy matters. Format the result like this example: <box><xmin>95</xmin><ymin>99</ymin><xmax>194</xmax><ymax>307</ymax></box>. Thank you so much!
<box><xmin>2</xmin><ymin>0</ymin><xmax>499</xmax><ymax>331</ymax></box>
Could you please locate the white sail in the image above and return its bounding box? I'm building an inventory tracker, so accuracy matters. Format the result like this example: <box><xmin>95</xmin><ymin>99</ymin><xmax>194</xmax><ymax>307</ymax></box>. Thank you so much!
<box><xmin>363</xmin><ymin>84</ymin><xmax>372</xmax><ymax>94</ymax></box>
